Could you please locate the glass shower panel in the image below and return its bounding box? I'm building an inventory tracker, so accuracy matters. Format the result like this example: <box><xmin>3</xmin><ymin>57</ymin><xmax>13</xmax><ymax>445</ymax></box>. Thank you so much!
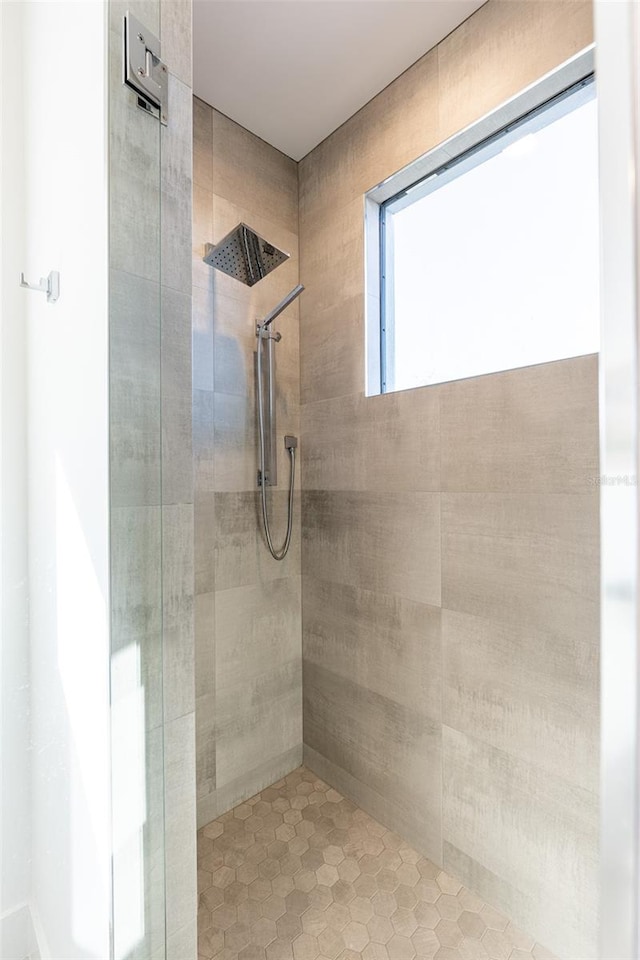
<box><xmin>108</xmin><ymin>3</ymin><xmax>165</xmax><ymax>958</ymax></box>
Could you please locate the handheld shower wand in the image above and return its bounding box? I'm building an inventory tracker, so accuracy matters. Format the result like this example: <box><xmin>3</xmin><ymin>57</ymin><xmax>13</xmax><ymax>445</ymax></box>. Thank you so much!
<box><xmin>256</xmin><ymin>285</ymin><xmax>304</xmax><ymax>560</ymax></box>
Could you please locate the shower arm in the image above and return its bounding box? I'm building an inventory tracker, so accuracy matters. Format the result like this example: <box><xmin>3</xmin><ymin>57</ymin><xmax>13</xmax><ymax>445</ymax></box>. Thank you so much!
<box><xmin>258</xmin><ymin>283</ymin><xmax>305</xmax><ymax>330</ymax></box>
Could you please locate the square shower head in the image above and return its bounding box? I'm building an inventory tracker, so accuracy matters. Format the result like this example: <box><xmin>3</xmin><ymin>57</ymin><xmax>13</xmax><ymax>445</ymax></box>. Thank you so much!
<box><xmin>203</xmin><ymin>223</ymin><xmax>290</xmax><ymax>286</ymax></box>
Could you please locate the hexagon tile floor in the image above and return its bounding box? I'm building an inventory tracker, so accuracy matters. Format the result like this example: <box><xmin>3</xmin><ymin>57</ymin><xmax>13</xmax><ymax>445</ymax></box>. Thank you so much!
<box><xmin>197</xmin><ymin>766</ymin><xmax>557</xmax><ymax>960</ymax></box>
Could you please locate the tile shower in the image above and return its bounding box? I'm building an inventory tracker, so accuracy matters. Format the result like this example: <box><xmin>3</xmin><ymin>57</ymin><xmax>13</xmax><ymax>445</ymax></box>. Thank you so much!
<box><xmin>193</xmin><ymin>3</ymin><xmax>599</xmax><ymax>959</ymax></box>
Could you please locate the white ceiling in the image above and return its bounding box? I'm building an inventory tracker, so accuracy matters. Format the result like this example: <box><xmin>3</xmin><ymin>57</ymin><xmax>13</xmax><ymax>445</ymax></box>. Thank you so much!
<box><xmin>193</xmin><ymin>0</ymin><xmax>485</xmax><ymax>161</ymax></box>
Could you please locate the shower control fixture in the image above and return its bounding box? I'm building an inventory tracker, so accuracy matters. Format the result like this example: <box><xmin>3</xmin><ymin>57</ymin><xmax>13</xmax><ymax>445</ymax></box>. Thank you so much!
<box><xmin>123</xmin><ymin>11</ymin><xmax>168</xmax><ymax>125</ymax></box>
<box><xmin>256</xmin><ymin>284</ymin><xmax>305</xmax><ymax>561</ymax></box>
<box><xmin>204</xmin><ymin>223</ymin><xmax>290</xmax><ymax>287</ymax></box>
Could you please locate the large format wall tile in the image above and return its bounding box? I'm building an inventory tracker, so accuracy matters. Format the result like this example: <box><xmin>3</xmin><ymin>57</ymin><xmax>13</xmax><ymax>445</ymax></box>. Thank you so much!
<box><xmin>302</xmin><ymin>389</ymin><xmax>440</xmax><ymax>491</ymax></box>
<box><xmin>299</xmin><ymin>295</ymin><xmax>365</xmax><ymax>404</ymax></box>
<box><xmin>215</xmin><ymin>578</ymin><xmax>301</xmax><ymax>689</ymax></box>
<box><xmin>303</xmin><ymin>491</ymin><xmax>441</xmax><ymax>605</ymax></box>
<box><xmin>299</xmin><ymin>198</ymin><xmax>364</xmax><ymax>320</ymax></box>
<box><xmin>162</xmin><ymin>503</ymin><xmax>195</xmax><ymax>722</ymax></box>
<box><xmin>196</xmin><ymin>691</ymin><xmax>216</xmax><ymax>824</ymax></box>
<box><xmin>193</xmin><ymin>97</ymin><xmax>213</xmax><ymax>192</ymax></box>
<box><xmin>303</xmin><ymin>577</ymin><xmax>441</xmax><ymax>718</ymax></box>
<box><xmin>442</xmin><ymin>608</ymin><xmax>599</xmax><ymax>792</ymax></box>
<box><xmin>437</xmin><ymin>1</ymin><xmax>593</xmax><ymax>145</ymax></box>
<box><xmin>304</xmin><ymin>661</ymin><xmax>442</xmax><ymax>862</ymax></box>
<box><xmin>214</xmin><ymin>490</ymin><xmax>301</xmax><ymax>591</ymax></box>
<box><xmin>111</xmin><ymin>505</ymin><xmax>162</xmax><ymax>642</ymax></box>
<box><xmin>216</xmin><ymin>659</ymin><xmax>302</xmax><ymax>789</ymax></box>
<box><xmin>110</xmin><ymin>271</ymin><xmax>161</xmax><ymax>508</ymax></box>
<box><xmin>194</xmin><ymin>591</ymin><xmax>215</xmax><ymax>737</ymax></box>
<box><xmin>440</xmin><ymin>355</ymin><xmax>599</xmax><ymax>493</ymax></box>
<box><xmin>194</xmin><ymin>490</ymin><xmax>215</xmax><ymax>596</ymax></box>
<box><xmin>441</xmin><ymin>492</ymin><xmax>599</xmax><ymax>642</ymax></box>
<box><xmin>442</xmin><ymin>726</ymin><xmax>598</xmax><ymax>959</ymax></box>
<box><xmin>161</xmin><ymin>75</ymin><xmax>193</xmax><ymax>296</ymax></box>
<box><xmin>164</xmin><ymin>712</ymin><xmax>198</xmax><ymax>951</ymax></box>
<box><xmin>193</xmin><ymin>388</ymin><xmax>214</xmax><ymax>494</ymax></box>
<box><xmin>211</xmin><ymin>110</ymin><xmax>298</xmax><ymax>235</ymax></box>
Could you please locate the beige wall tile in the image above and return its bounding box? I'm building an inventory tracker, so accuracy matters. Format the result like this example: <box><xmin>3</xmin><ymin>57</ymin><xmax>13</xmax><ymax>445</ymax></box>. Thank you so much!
<box><xmin>440</xmin><ymin>356</ymin><xmax>599</xmax><ymax>493</ymax></box>
<box><xmin>195</xmin><ymin>591</ymin><xmax>215</xmax><ymax>700</ymax></box>
<box><xmin>214</xmin><ymin>746</ymin><xmax>303</xmax><ymax>820</ymax></box>
<box><xmin>303</xmin><ymin>491</ymin><xmax>441</xmax><ymax>606</ymax></box>
<box><xmin>300</xmin><ymin>295</ymin><xmax>364</xmax><ymax>404</ymax></box>
<box><xmin>216</xmin><ymin>578</ymin><xmax>302</xmax><ymax>689</ymax></box>
<box><xmin>214</xmin><ymin>490</ymin><xmax>301</xmax><ymax>591</ymax></box>
<box><xmin>110</xmin><ymin>271</ymin><xmax>162</xmax><ymax>508</ymax></box>
<box><xmin>193</xmin><ymin>182</ymin><xmax>214</xmax><ymax>292</ymax></box>
<box><xmin>194</xmin><ymin>490</ymin><xmax>215</xmax><ymax>595</ymax></box>
<box><xmin>193</xmin><ymin>388</ymin><xmax>214</xmax><ymax>493</ymax></box>
<box><xmin>442</xmin><ymin>608</ymin><xmax>598</xmax><ymax>792</ymax></box>
<box><xmin>216</xmin><ymin>660</ymin><xmax>302</xmax><ymax>789</ymax></box>
<box><xmin>437</xmin><ymin>1</ymin><xmax>594</xmax><ymax>145</ymax></box>
<box><xmin>303</xmin><ymin>577</ymin><xmax>441</xmax><ymax>720</ymax></box>
<box><xmin>299</xmin><ymin>198</ymin><xmax>363</xmax><ymax>320</ymax></box>
<box><xmin>442</xmin><ymin>727</ymin><xmax>598</xmax><ymax>959</ymax></box>
<box><xmin>302</xmin><ymin>389</ymin><xmax>439</xmax><ymax>491</ymax></box>
<box><xmin>304</xmin><ymin>664</ymin><xmax>442</xmax><ymax>863</ymax></box>
<box><xmin>161</xmin><ymin>77</ymin><xmax>193</xmax><ymax>296</ymax></box>
<box><xmin>212</xmin><ymin>288</ymin><xmax>299</xmax><ymax>398</ymax></box>
<box><xmin>165</xmin><ymin>712</ymin><xmax>198</xmax><ymax>939</ymax></box>
<box><xmin>111</xmin><ymin>505</ymin><xmax>162</xmax><ymax>641</ymax></box>
<box><xmin>211</xmin><ymin>109</ymin><xmax>298</xmax><ymax>234</ymax></box>
<box><xmin>441</xmin><ymin>492</ymin><xmax>599</xmax><ymax>643</ymax></box>
<box><xmin>163</xmin><ymin>503</ymin><xmax>195</xmax><ymax>722</ymax></box>
<box><xmin>193</xmin><ymin>97</ymin><xmax>213</xmax><ymax>192</ymax></box>
<box><xmin>196</xmin><ymin>690</ymin><xmax>216</xmax><ymax>806</ymax></box>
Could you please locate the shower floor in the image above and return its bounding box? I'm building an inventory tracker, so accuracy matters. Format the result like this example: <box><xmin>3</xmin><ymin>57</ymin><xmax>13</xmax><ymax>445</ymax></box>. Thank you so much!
<box><xmin>197</xmin><ymin>767</ymin><xmax>555</xmax><ymax>960</ymax></box>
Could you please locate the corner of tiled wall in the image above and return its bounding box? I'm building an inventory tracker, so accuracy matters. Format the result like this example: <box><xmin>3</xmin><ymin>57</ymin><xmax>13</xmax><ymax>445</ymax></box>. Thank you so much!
<box><xmin>192</xmin><ymin>98</ymin><xmax>303</xmax><ymax>833</ymax></box>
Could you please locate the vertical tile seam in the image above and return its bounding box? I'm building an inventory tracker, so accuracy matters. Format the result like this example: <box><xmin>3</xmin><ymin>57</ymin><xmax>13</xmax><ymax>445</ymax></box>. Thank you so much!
<box><xmin>296</xmin><ymin>151</ymin><xmax>306</xmax><ymax>759</ymax></box>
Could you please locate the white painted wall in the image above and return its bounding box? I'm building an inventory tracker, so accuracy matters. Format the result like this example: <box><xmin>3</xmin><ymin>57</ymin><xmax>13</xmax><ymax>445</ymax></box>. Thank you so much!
<box><xmin>0</xmin><ymin>3</ymin><xmax>32</xmax><ymax>957</ymax></box>
<box><xmin>1</xmin><ymin>3</ymin><xmax>111</xmax><ymax>958</ymax></box>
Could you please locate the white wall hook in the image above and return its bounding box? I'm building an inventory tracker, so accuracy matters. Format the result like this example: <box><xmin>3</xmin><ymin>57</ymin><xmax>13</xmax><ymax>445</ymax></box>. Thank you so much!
<box><xmin>19</xmin><ymin>270</ymin><xmax>60</xmax><ymax>303</ymax></box>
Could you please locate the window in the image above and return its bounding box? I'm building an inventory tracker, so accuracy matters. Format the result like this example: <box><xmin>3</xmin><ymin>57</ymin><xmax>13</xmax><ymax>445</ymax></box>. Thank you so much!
<box><xmin>372</xmin><ymin>72</ymin><xmax>599</xmax><ymax>394</ymax></box>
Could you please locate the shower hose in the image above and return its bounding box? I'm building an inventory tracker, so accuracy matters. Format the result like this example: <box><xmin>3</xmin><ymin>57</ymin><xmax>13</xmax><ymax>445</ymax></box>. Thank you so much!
<box><xmin>256</xmin><ymin>326</ymin><xmax>296</xmax><ymax>560</ymax></box>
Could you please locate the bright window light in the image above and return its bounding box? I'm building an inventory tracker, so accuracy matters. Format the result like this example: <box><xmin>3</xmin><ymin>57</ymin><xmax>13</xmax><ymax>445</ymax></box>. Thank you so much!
<box><xmin>380</xmin><ymin>79</ymin><xmax>599</xmax><ymax>393</ymax></box>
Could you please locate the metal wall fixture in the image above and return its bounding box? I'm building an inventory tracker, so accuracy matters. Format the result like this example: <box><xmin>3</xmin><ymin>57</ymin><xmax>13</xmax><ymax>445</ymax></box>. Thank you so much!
<box><xmin>19</xmin><ymin>270</ymin><xmax>60</xmax><ymax>304</ymax></box>
<box><xmin>203</xmin><ymin>223</ymin><xmax>290</xmax><ymax>286</ymax></box>
<box><xmin>203</xmin><ymin>222</ymin><xmax>303</xmax><ymax>560</ymax></box>
<box><xmin>123</xmin><ymin>11</ymin><xmax>168</xmax><ymax>125</ymax></box>
<box><xmin>255</xmin><ymin>285</ymin><xmax>304</xmax><ymax>561</ymax></box>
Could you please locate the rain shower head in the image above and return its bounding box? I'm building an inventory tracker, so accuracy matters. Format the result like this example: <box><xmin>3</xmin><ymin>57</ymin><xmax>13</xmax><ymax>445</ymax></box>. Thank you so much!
<box><xmin>203</xmin><ymin>223</ymin><xmax>290</xmax><ymax>286</ymax></box>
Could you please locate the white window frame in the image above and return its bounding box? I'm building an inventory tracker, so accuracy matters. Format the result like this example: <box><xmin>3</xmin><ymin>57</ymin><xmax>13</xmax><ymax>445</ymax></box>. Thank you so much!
<box><xmin>364</xmin><ymin>45</ymin><xmax>596</xmax><ymax>397</ymax></box>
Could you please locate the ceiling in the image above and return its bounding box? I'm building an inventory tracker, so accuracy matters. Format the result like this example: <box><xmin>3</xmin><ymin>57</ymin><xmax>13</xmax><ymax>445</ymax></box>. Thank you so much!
<box><xmin>193</xmin><ymin>1</ymin><xmax>485</xmax><ymax>161</ymax></box>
